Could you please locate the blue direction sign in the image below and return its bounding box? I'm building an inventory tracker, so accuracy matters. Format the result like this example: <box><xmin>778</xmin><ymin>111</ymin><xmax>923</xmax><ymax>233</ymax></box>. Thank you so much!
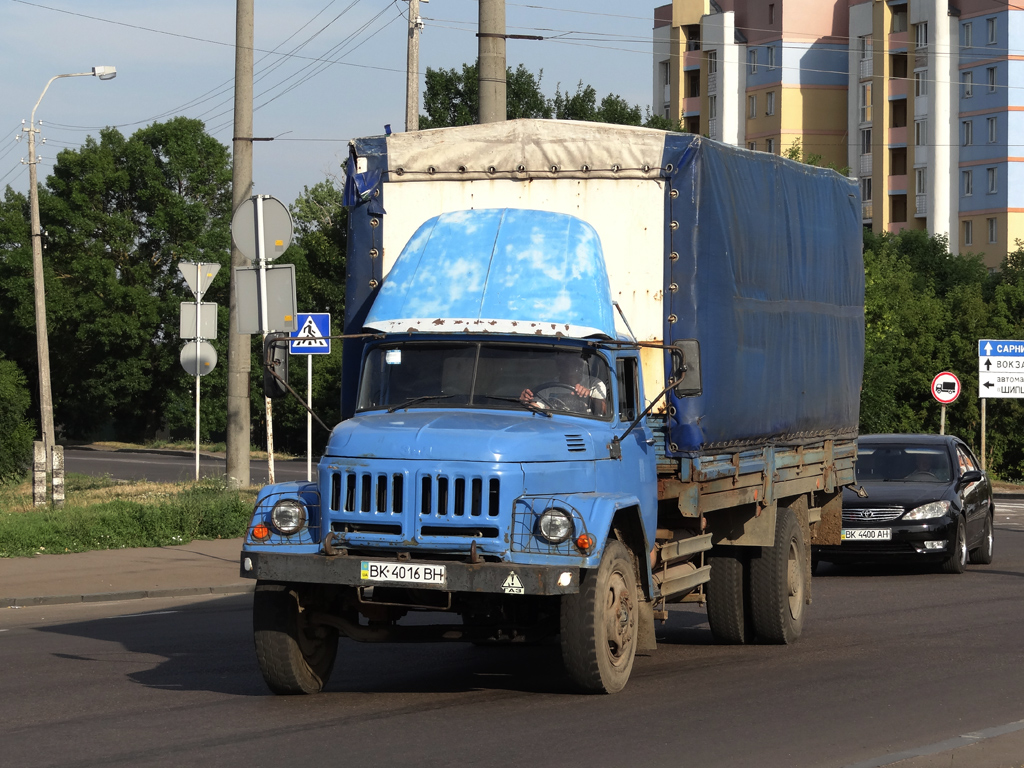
<box><xmin>978</xmin><ymin>339</ymin><xmax>1024</xmax><ymax>398</ymax></box>
<box><xmin>290</xmin><ymin>313</ymin><xmax>331</xmax><ymax>355</ymax></box>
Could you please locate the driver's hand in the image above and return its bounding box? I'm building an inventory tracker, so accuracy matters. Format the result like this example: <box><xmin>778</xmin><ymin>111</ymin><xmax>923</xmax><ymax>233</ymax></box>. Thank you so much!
<box><xmin>520</xmin><ymin>388</ymin><xmax>534</xmax><ymax>403</ymax></box>
<box><xmin>573</xmin><ymin>383</ymin><xmax>591</xmax><ymax>398</ymax></box>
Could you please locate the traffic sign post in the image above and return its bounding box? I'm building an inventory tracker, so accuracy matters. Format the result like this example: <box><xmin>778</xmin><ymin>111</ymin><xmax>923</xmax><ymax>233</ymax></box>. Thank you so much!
<box><xmin>931</xmin><ymin>371</ymin><xmax>961</xmax><ymax>436</ymax></box>
<box><xmin>975</xmin><ymin>339</ymin><xmax>1024</xmax><ymax>469</ymax></box>
<box><xmin>290</xmin><ymin>313</ymin><xmax>331</xmax><ymax>481</ymax></box>
<box><xmin>178</xmin><ymin>262</ymin><xmax>221</xmax><ymax>481</ymax></box>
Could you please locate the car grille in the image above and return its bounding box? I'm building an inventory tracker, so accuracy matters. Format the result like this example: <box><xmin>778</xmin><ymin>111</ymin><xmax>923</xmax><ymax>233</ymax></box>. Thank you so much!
<box><xmin>843</xmin><ymin>507</ymin><xmax>904</xmax><ymax>522</ymax></box>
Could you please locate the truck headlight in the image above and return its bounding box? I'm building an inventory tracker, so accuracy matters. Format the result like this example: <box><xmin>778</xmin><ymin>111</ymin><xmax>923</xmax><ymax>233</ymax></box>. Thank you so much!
<box><xmin>536</xmin><ymin>507</ymin><xmax>574</xmax><ymax>544</ymax></box>
<box><xmin>270</xmin><ymin>499</ymin><xmax>307</xmax><ymax>534</ymax></box>
<box><xmin>903</xmin><ymin>500</ymin><xmax>951</xmax><ymax>520</ymax></box>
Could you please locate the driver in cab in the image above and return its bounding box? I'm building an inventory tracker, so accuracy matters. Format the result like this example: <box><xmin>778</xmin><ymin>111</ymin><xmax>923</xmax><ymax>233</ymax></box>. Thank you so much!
<box><xmin>519</xmin><ymin>354</ymin><xmax>608</xmax><ymax>416</ymax></box>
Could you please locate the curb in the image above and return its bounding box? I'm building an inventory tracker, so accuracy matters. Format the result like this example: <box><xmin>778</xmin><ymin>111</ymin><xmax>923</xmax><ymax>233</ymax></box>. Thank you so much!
<box><xmin>1</xmin><ymin>583</ymin><xmax>254</xmax><ymax>608</ymax></box>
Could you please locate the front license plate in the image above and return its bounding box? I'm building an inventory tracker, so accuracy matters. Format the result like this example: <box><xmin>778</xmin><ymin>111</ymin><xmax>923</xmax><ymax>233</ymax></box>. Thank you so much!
<box><xmin>841</xmin><ymin>528</ymin><xmax>892</xmax><ymax>541</ymax></box>
<box><xmin>360</xmin><ymin>561</ymin><xmax>446</xmax><ymax>585</ymax></box>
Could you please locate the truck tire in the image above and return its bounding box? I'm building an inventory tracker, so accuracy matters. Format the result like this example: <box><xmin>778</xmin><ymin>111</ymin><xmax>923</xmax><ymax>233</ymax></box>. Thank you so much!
<box><xmin>940</xmin><ymin>517</ymin><xmax>968</xmax><ymax>574</ymax></box>
<box><xmin>706</xmin><ymin>546</ymin><xmax>753</xmax><ymax>644</ymax></box>
<box><xmin>560</xmin><ymin>539</ymin><xmax>639</xmax><ymax>694</ymax></box>
<box><xmin>253</xmin><ymin>581</ymin><xmax>338</xmax><ymax>695</ymax></box>
<box><xmin>750</xmin><ymin>507</ymin><xmax>806</xmax><ymax>644</ymax></box>
<box><xmin>969</xmin><ymin>512</ymin><xmax>994</xmax><ymax>565</ymax></box>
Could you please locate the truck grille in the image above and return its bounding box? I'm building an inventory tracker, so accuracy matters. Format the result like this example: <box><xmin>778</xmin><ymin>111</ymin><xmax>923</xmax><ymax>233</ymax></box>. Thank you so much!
<box><xmin>420</xmin><ymin>475</ymin><xmax>501</xmax><ymax>517</ymax></box>
<box><xmin>331</xmin><ymin>471</ymin><xmax>405</xmax><ymax>514</ymax></box>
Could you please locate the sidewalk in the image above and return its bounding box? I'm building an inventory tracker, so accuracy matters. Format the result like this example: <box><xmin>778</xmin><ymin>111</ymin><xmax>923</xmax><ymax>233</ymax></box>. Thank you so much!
<box><xmin>0</xmin><ymin>537</ymin><xmax>252</xmax><ymax>607</ymax></box>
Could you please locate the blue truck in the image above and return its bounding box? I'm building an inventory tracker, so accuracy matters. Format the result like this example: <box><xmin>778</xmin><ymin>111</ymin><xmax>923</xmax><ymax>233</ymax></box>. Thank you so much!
<box><xmin>240</xmin><ymin>120</ymin><xmax>864</xmax><ymax>694</ymax></box>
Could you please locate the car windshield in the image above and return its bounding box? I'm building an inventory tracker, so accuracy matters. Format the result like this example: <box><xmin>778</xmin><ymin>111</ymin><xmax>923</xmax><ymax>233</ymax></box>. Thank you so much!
<box><xmin>856</xmin><ymin>444</ymin><xmax>953</xmax><ymax>483</ymax></box>
<box><xmin>357</xmin><ymin>341</ymin><xmax>613</xmax><ymax>420</ymax></box>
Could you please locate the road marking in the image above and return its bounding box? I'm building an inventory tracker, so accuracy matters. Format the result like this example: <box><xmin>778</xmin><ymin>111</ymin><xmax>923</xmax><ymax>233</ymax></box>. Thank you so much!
<box><xmin>842</xmin><ymin>718</ymin><xmax>1024</xmax><ymax>767</ymax></box>
<box><xmin>993</xmin><ymin>497</ymin><xmax>1024</xmax><ymax>531</ymax></box>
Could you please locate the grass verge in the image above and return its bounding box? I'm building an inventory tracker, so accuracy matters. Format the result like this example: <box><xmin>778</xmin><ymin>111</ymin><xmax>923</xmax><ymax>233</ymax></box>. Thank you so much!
<box><xmin>0</xmin><ymin>474</ymin><xmax>257</xmax><ymax>558</ymax></box>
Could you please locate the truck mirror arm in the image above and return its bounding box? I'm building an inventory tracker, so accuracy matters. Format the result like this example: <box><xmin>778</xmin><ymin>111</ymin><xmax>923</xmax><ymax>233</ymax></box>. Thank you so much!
<box><xmin>608</xmin><ymin>375</ymin><xmax>681</xmax><ymax>460</ymax></box>
<box><xmin>262</xmin><ymin>357</ymin><xmax>334</xmax><ymax>434</ymax></box>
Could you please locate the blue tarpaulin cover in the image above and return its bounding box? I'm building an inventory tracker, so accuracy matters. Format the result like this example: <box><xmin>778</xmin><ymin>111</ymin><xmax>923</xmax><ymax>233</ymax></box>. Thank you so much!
<box><xmin>364</xmin><ymin>208</ymin><xmax>616</xmax><ymax>338</ymax></box>
<box><xmin>662</xmin><ymin>134</ymin><xmax>864</xmax><ymax>451</ymax></box>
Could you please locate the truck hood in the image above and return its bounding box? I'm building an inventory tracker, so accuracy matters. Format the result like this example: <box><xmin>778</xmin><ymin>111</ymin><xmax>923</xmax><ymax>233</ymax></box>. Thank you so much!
<box><xmin>324</xmin><ymin>410</ymin><xmax>601</xmax><ymax>462</ymax></box>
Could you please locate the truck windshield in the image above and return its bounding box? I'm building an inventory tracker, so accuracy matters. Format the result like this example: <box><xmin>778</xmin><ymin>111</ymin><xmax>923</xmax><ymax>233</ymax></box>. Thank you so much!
<box><xmin>357</xmin><ymin>342</ymin><xmax>613</xmax><ymax>420</ymax></box>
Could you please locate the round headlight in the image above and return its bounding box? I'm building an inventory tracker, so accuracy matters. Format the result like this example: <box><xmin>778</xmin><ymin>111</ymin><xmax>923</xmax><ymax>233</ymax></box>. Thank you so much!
<box><xmin>903</xmin><ymin>500</ymin><xmax>951</xmax><ymax>520</ymax></box>
<box><xmin>537</xmin><ymin>507</ymin><xmax>574</xmax><ymax>544</ymax></box>
<box><xmin>270</xmin><ymin>499</ymin><xmax>307</xmax><ymax>534</ymax></box>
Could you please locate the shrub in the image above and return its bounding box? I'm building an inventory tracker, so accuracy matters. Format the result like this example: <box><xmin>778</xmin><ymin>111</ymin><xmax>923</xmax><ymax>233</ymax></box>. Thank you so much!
<box><xmin>0</xmin><ymin>358</ymin><xmax>34</xmax><ymax>483</ymax></box>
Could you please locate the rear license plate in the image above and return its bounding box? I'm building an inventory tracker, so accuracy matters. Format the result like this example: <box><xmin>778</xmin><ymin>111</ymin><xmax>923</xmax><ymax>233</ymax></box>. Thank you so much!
<box><xmin>841</xmin><ymin>528</ymin><xmax>892</xmax><ymax>541</ymax></box>
<box><xmin>360</xmin><ymin>561</ymin><xmax>446</xmax><ymax>585</ymax></box>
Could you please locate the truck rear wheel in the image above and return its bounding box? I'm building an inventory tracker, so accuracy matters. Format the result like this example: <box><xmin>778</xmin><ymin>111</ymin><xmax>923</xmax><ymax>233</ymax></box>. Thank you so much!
<box><xmin>560</xmin><ymin>539</ymin><xmax>639</xmax><ymax>694</ymax></box>
<box><xmin>706</xmin><ymin>546</ymin><xmax>754</xmax><ymax>644</ymax></box>
<box><xmin>750</xmin><ymin>507</ymin><xmax>806</xmax><ymax>644</ymax></box>
<box><xmin>253</xmin><ymin>581</ymin><xmax>338</xmax><ymax>695</ymax></box>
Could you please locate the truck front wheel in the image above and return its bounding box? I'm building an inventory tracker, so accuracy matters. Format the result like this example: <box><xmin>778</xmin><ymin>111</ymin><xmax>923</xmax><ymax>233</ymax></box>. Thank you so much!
<box><xmin>749</xmin><ymin>507</ymin><xmax>806</xmax><ymax>644</ymax></box>
<box><xmin>560</xmin><ymin>539</ymin><xmax>639</xmax><ymax>694</ymax></box>
<box><xmin>253</xmin><ymin>581</ymin><xmax>339</xmax><ymax>694</ymax></box>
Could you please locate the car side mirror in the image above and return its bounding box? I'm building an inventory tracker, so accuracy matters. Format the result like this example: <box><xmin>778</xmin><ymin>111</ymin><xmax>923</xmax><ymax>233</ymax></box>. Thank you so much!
<box><xmin>670</xmin><ymin>339</ymin><xmax>702</xmax><ymax>398</ymax></box>
<box><xmin>958</xmin><ymin>469</ymin><xmax>983</xmax><ymax>488</ymax></box>
<box><xmin>263</xmin><ymin>332</ymin><xmax>290</xmax><ymax>399</ymax></box>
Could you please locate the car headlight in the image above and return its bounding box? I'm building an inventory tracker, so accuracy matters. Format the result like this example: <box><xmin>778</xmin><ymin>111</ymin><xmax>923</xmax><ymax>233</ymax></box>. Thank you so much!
<box><xmin>903</xmin><ymin>500</ymin><xmax>951</xmax><ymax>520</ymax></box>
<box><xmin>536</xmin><ymin>507</ymin><xmax>574</xmax><ymax>544</ymax></box>
<box><xmin>270</xmin><ymin>498</ymin><xmax>307</xmax><ymax>534</ymax></box>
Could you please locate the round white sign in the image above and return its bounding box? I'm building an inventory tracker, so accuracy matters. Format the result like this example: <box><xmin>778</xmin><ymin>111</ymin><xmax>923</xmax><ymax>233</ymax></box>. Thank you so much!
<box><xmin>931</xmin><ymin>371</ymin><xmax>961</xmax><ymax>404</ymax></box>
<box><xmin>180</xmin><ymin>341</ymin><xmax>218</xmax><ymax>376</ymax></box>
<box><xmin>231</xmin><ymin>195</ymin><xmax>293</xmax><ymax>263</ymax></box>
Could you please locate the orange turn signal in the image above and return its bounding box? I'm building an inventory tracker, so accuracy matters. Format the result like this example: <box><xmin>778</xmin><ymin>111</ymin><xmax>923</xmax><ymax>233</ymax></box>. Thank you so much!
<box><xmin>252</xmin><ymin>523</ymin><xmax>271</xmax><ymax>540</ymax></box>
<box><xmin>576</xmin><ymin>533</ymin><xmax>596</xmax><ymax>552</ymax></box>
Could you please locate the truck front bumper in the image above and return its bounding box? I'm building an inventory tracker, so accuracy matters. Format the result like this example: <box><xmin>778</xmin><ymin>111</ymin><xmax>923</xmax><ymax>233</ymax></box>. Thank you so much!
<box><xmin>240</xmin><ymin>551</ymin><xmax>580</xmax><ymax>596</ymax></box>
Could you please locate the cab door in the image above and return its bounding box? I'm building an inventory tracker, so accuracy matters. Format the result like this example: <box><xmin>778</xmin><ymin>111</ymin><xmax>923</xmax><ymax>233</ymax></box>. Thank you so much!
<box><xmin>613</xmin><ymin>355</ymin><xmax>657</xmax><ymax>533</ymax></box>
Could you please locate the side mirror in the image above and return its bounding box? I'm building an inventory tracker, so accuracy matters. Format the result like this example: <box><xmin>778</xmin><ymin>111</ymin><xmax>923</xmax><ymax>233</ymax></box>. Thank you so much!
<box><xmin>958</xmin><ymin>469</ymin><xmax>983</xmax><ymax>488</ymax></box>
<box><xmin>670</xmin><ymin>339</ymin><xmax>703</xmax><ymax>398</ymax></box>
<box><xmin>263</xmin><ymin>332</ymin><xmax>290</xmax><ymax>399</ymax></box>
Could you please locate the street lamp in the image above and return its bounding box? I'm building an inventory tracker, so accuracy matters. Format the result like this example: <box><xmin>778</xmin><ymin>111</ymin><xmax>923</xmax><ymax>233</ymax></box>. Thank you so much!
<box><xmin>24</xmin><ymin>66</ymin><xmax>116</xmax><ymax>464</ymax></box>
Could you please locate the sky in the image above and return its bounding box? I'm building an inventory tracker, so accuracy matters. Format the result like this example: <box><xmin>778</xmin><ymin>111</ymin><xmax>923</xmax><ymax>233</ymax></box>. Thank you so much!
<box><xmin>0</xmin><ymin>0</ymin><xmax>660</xmax><ymax>209</ymax></box>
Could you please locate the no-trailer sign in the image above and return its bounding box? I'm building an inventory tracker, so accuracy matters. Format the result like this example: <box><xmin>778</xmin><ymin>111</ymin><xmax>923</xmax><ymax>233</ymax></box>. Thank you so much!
<box><xmin>931</xmin><ymin>372</ymin><xmax>961</xmax><ymax>405</ymax></box>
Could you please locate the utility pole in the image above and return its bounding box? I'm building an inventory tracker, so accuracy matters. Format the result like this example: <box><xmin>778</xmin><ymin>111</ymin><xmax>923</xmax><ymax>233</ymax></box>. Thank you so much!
<box><xmin>478</xmin><ymin>0</ymin><xmax>506</xmax><ymax>123</ymax></box>
<box><xmin>405</xmin><ymin>0</ymin><xmax>424</xmax><ymax>131</ymax></box>
<box><xmin>227</xmin><ymin>0</ymin><xmax>254</xmax><ymax>489</ymax></box>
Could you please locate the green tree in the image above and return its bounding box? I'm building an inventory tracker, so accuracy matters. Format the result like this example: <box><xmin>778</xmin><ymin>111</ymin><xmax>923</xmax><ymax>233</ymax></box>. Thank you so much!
<box><xmin>0</xmin><ymin>355</ymin><xmax>34</xmax><ymax>483</ymax></box>
<box><xmin>783</xmin><ymin>137</ymin><xmax>850</xmax><ymax>176</ymax></box>
<box><xmin>420</xmin><ymin>62</ymin><xmax>552</xmax><ymax>129</ymax></box>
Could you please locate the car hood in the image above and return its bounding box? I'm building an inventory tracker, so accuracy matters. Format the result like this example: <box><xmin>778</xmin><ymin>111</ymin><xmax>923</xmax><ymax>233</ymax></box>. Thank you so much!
<box><xmin>844</xmin><ymin>481</ymin><xmax>954</xmax><ymax>510</ymax></box>
<box><xmin>324</xmin><ymin>409</ymin><xmax>602</xmax><ymax>462</ymax></box>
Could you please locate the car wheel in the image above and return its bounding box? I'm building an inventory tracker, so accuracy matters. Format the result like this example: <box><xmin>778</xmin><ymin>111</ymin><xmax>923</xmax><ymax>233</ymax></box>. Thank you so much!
<box><xmin>940</xmin><ymin>517</ymin><xmax>968</xmax><ymax>574</ymax></box>
<box><xmin>969</xmin><ymin>511</ymin><xmax>994</xmax><ymax>565</ymax></box>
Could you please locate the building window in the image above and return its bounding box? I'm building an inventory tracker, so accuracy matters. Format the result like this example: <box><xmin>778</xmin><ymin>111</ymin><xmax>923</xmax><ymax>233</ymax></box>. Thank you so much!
<box><xmin>915</xmin><ymin>70</ymin><xmax>928</xmax><ymax>97</ymax></box>
<box><xmin>916</xmin><ymin>167</ymin><xmax>926</xmax><ymax>191</ymax></box>
<box><xmin>749</xmin><ymin>94</ymin><xmax>757</xmax><ymax>119</ymax></box>
<box><xmin>748</xmin><ymin>141</ymin><xmax>757</xmax><ymax>151</ymax></box>
<box><xmin>749</xmin><ymin>49</ymin><xmax>758</xmax><ymax>74</ymax></box>
<box><xmin>964</xmin><ymin>22</ymin><xmax>973</xmax><ymax>48</ymax></box>
<box><xmin>707</xmin><ymin>50</ymin><xmax>717</xmax><ymax>74</ymax></box>
<box><xmin>916</xmin><ymin>22</ymin><xmax>928</xmax><ymax>49</ymax></box>
<box><xmin>988</xmin><ymin>167</ymin><xmax>997</xmax><ymax>194</ymax></box>
<box><xmin>860</xmin><ymin>35</ymin><xmax>873</xmax><ymax>59</ymax></box>
<box><xmin>768</xmin><ymin>3</ymin><xmax>775</xmax><ymax>24</ymax></box>
<box><xmin>766</xmin><ymin>138</ymin><xmax>775</xmax><ymax>154</ymax></box>
<box><xmin>988</xmin><ymin>217</ymin><xmax>998</xmax><ymax>243</ymax></box>
<box><xmin>962</xmin><ymin>71</ymin><xmax>974</xmax><ymax>98</ymax></box>
<box><xmin>768</xmin><ymin>45</ymin><xmax>776</xmax><ymax>70</ymax></box>
<box><xmin>708</xmin><ymin>95</ymin><xmax>717</xmax><ymax>119</ymax></box>
<box><xmin>988</xmin><ymin>116</ymin><xmax>997</xmax><ymax>143</ymax></box>
<box><xmin>963</xmin><ymin>170</ymin><xmax>973</xmax><ymax>196</ymax></box>
<box><xmin>860</xmin><ymin>82</ymin><xmax>872</xmax><ymax>123</ymax></box>
<box><xmin>988</xmin><ymin>17</ymin><xmax>997</xmax><ymax>44</ymax></box>
<box><xmin>861</xmin><ymin>128</ymin><xmax>872</xmax><ymax>155</ymax></box>
<box><xmin>860</xmin><ymin>178</ymin><xmax>872</xmax><ymax>201</ymax></box>
<box><xmin>893</xmin><ymin>9</ymin><xmax>908</xmax><ymax>33</ymax></box>
<box><xmin>766</xmin><ymin>91</ymin><xmax>776</xmax><ymax>116</ymax></box>
<box><xmin>987</xmin><ymin>67</ymin><xmax>996</xmax><ymax>92</ymax></box>
<box><xmin>964</xmin><ymin>220</ymin><xmax>973</xmax><ymax>246</ymax></box>
<box><xmin>915</xmin><ymin>119</ymin><xmax>927</xmax><ymax>146</ymax></box>
<box><xmin>963</xmin><ymin>120</ymin><xmax>973</xmax><ymax>146</ymax></box>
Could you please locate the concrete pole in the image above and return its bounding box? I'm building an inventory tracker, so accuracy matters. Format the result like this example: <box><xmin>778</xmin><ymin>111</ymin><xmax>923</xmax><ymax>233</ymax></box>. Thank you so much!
<box><xmin>227</xmin><ymin>0</ymin><xmax>254</xmax><ymax>489</ymax></box>
<box><xmin>478</xmin><ymin>0</ymin><xmax>506</xmax><ymax>123</ymax></box>
<box><xmin>406</xmin><ymin>0</ymin><xmax>421</xmax><ymax>132</ymax></box>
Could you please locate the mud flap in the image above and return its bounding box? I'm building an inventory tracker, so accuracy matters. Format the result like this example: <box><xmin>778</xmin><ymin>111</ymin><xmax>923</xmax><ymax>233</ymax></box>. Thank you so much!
<box><xmin>637</xmin><ymin>599</ymin><xmax>658</xmax><ymax>651</ymax></box>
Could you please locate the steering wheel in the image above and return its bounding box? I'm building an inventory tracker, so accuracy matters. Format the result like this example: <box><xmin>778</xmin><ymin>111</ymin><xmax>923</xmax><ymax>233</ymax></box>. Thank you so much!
<box><xmin>905</xmin><ymin>470</ymin><xmax>938</xmax><ymax>480</ymax></box>
<box><xmin>531</xmin><ymin>381</ymin><xmax>585</xmax><ymax>412</ymax></box>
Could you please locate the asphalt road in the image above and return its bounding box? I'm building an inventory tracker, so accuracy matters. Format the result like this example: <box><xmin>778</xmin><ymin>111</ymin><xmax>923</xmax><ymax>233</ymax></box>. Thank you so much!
<box><xmin>2</xmin><ymin>500</ymin><xmax>1023</xmax><ymax>767</ymax></box>
<box><xmin>63</xmin><ymin>447</ymin><xmax>314</xmax><ymax>485</ymax></box>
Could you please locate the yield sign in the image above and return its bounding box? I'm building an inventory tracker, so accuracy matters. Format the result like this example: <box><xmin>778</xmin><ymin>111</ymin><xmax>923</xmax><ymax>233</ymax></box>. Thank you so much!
<box><xmin>178</xmin><ymin>262</ymin><xmax>221</xmax><ymax>299</ymax></box>
<box><xmin>290</xmin><ymin>313</ymin><xmax>331</xmax><ymax>355</ymax></box>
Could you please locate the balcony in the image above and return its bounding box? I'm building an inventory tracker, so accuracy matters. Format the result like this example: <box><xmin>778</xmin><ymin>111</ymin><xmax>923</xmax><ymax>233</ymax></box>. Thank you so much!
<box><xmin>862</xmin><ymin>202</ymin><xmax>873</xmax><ymax>221</ymax></box>
<box><xmin>860</xmin><ymin>153</ymin><xmax>873</xmax><ymax>176</ymax></box>
<box><xmin>708</xmin><ymin>118</ymin><xmax>717</xmax><ymax>138</ymax></box>
<box><xmin>683</xmin><ymin>50</ymin><xmax>702</xmax><ymax>69</ymax></box>
<box><xmin>888</xmin><ymin>174</ymin><xmax>907</xmax><ymax>193</ymax></box>
<box><xmin>916</xmin><ymin>194</ymin><xmax>927</xmax><ymax>217</ymax></box>
<box><xmin>859</xmin><ymin>58</ymin><xmax>873</xmax><ymax>80</ymax></box>
<box><xmin>707</xmin><ymin>73</ymin><xmax>717</xmax><ymax>95</ymax></box>
<box><xmin>681</xmin><ymin>96</ymin><xmax>701</xmax><ymax>116</ymax></box>
<box><xmin>889</xmin><ymin>78</ymin><xmax>907</xmax><ymax>98</ymax></box>
<box><xmin>889</xmin><ymin>126</ymin><xmax>907</xmax><ymax>146</ymax></box>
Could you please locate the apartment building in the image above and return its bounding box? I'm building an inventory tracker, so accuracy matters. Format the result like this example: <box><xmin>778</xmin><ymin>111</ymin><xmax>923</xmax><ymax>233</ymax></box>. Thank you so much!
<box><xmin>654</xmin><ymin>0</ymin><xmax>1022</xmax><ymax>268</ymax></box>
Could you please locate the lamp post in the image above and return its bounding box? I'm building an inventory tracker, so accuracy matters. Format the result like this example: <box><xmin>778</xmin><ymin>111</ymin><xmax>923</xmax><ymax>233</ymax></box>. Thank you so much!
<box><xmin>24</xmin><ymin>66</ymin><xmax>116</xmax><ymax>463</ymax></box>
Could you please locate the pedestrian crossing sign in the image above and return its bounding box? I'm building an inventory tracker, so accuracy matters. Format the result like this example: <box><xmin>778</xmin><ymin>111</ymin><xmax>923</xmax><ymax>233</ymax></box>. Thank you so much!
<box><xmin>290</xmin><ymin>313</ymin><xmax>331</xmax><ymax>354</ymax></box>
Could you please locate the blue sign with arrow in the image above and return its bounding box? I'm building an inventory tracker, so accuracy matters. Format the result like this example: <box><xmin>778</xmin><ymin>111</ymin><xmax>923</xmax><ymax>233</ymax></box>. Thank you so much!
<box><xmin>290</xmin><ymin>313</ymin><xmax>331</xmax><ymax>355</ymax></box>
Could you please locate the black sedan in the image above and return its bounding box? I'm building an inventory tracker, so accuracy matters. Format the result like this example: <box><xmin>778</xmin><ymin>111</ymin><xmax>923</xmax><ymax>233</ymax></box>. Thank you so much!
<box><xmin>814</xmin><ymin>434</ymin><xmax>995</xmax><ymax>573</ymax></box>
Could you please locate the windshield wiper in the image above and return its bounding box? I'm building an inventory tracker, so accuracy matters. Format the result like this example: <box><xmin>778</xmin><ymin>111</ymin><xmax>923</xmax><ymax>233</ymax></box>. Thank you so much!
<box><xmin>478</xmin><ymin>395</ymin><xmax>552</xmax><ymax>418</ymax></box>
<box><xmin>386</xmin><ymin>395</ymin><xmax>453</xmax><ymax>413</ymax></box>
